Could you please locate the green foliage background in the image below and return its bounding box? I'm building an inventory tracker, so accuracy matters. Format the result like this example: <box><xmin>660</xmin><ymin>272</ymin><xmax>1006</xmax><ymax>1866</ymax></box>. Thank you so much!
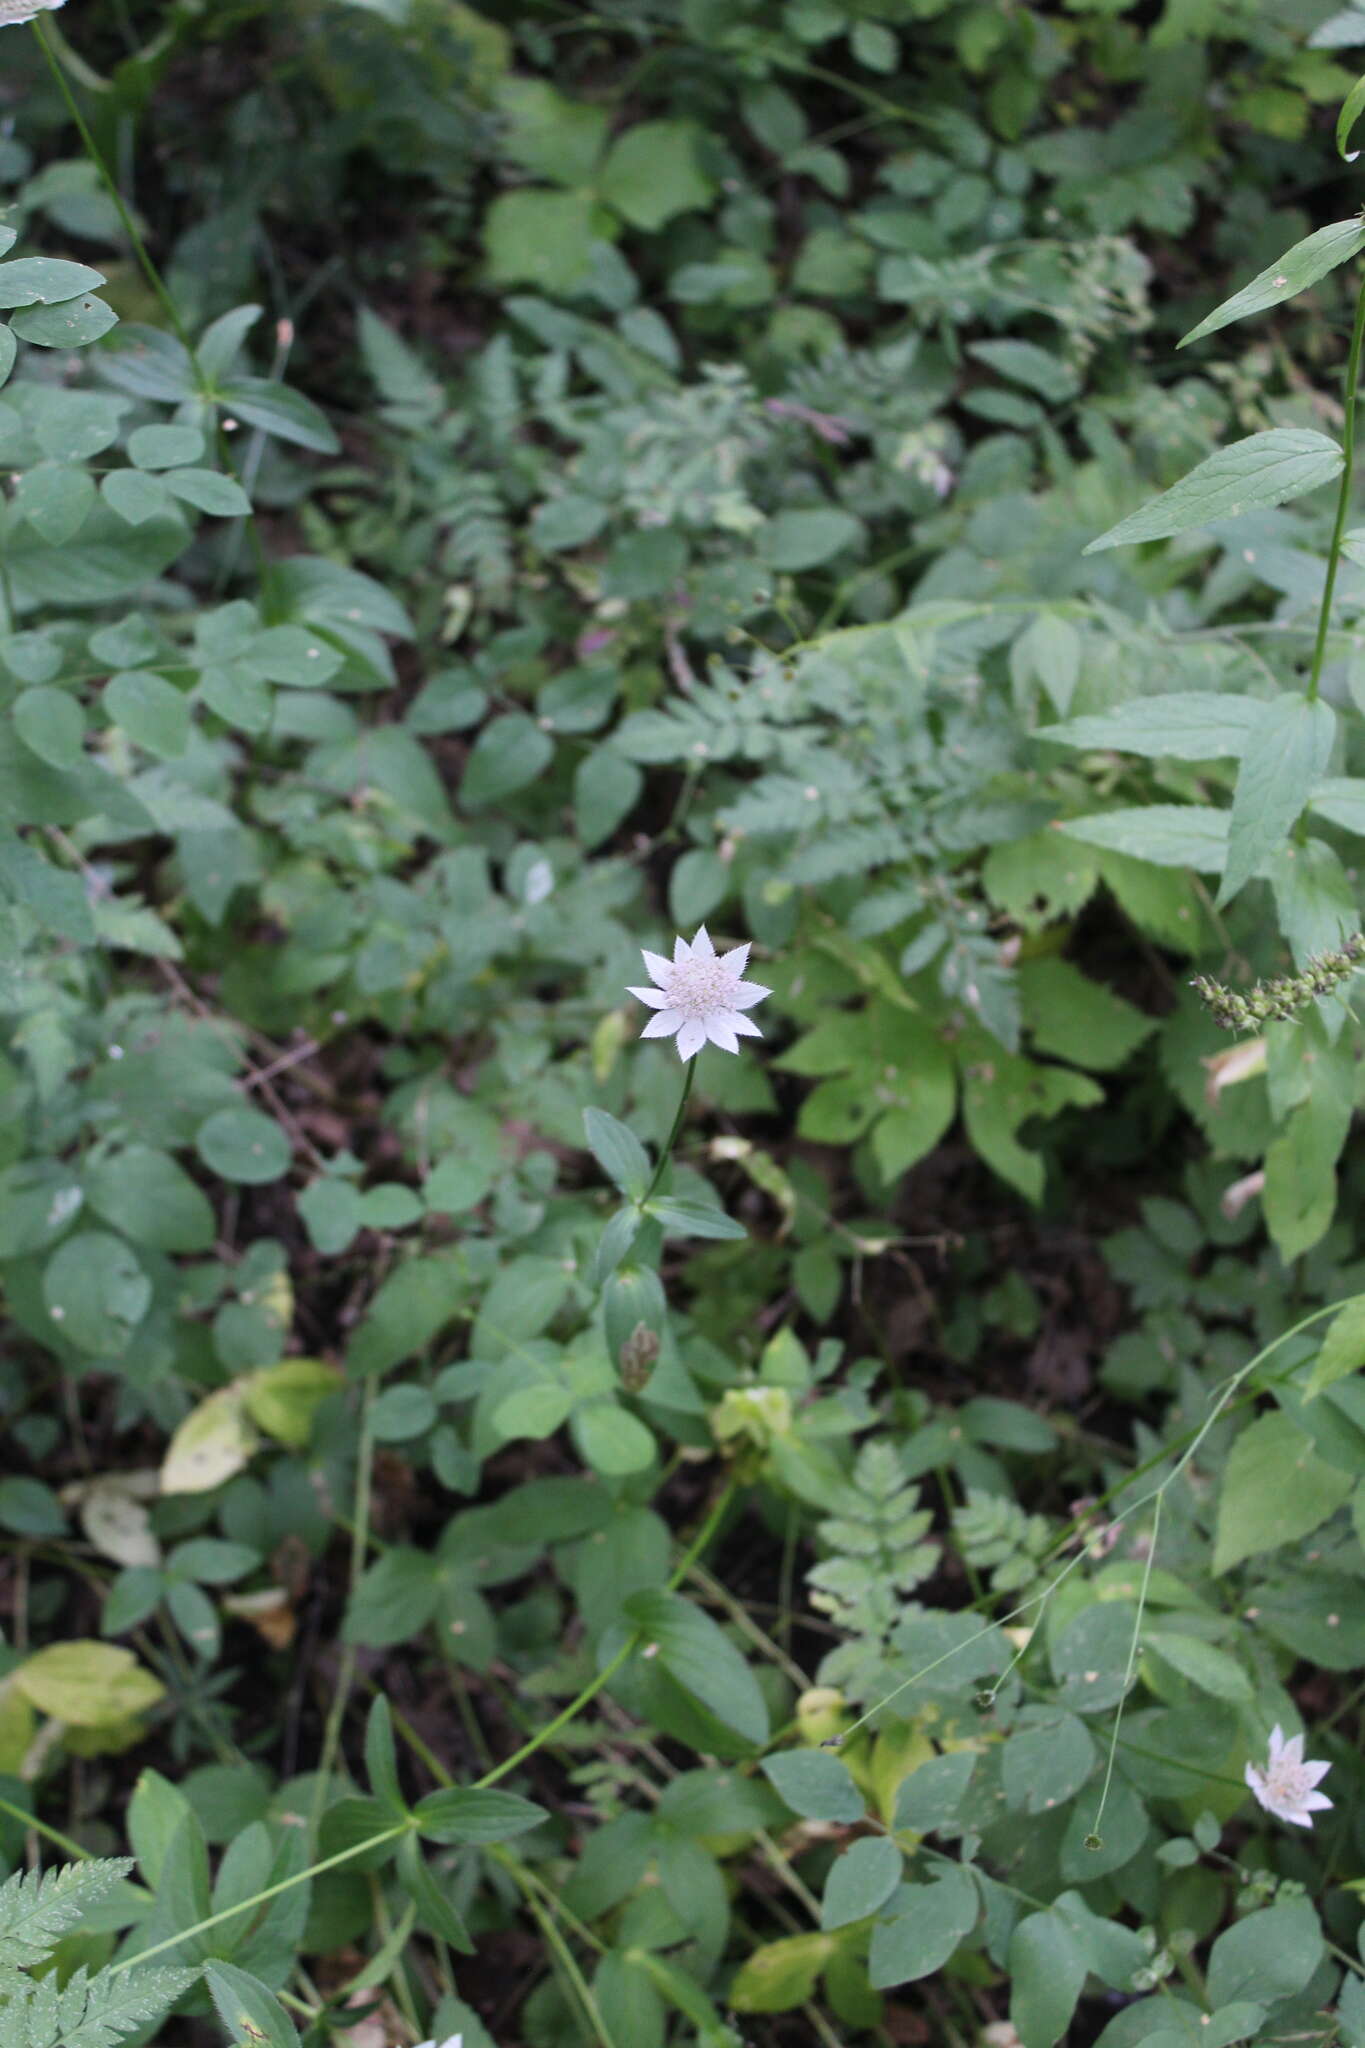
<box><xmin>4</xmin><ymin>0</ymin><xmax>1365</xmax><ymax>2044</ymax></box>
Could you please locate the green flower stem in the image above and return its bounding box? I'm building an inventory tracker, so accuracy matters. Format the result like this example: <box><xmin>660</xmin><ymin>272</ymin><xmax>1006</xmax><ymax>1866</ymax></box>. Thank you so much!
<box><xmin>308</xmin><ymin>1377</ymin><xmax>376</xmax><ymax>1843</ymax></box>
<box><xmin>33</xmin><ymin>20</ymin><xmax>194</xmax><ymax>355</ymax></box>
<box><xmin>641</xmin><ymin>1058</ymin><xmax>696</xmax><ymax>1208</ymax></box>
<box><xmin>1308</xmin><ymin>269</ymin><xmax>1365</xmax><ymax>704</ymax></box>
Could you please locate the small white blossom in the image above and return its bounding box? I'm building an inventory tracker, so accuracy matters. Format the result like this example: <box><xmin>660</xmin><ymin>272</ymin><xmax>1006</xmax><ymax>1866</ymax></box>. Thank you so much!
<box><xmin>413</xmin><ymin>2036</ymin><xmax>462</xmax><ymax>2048</ymax></box>
<box><xmin>628</xmin><ymin>925</ymin><xmax>770</xmax><ymax>1060</ymax></box>
<box><xmin>0</xmin><ymin>0</ymin><xmax>65</xmax><ymax>24</ymax></box>
<box><xmin>1244</xmin><ymin>1724</ymin><xmax>1332</xmax><ymax>1828</ymax></box>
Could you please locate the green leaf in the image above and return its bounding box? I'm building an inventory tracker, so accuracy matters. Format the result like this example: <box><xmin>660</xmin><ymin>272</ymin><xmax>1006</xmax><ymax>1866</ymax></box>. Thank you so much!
<box><xmin>0</xmin><ymin>1475</ymin><xmax>66</xmax><ymax>1536</ymax></box>
<box><xmin>599</xmin><ymin>120</ymin><xmax>714</xmax><ymax>229</ymax></box>
<box><xmin>1144</xmin><ymin>1631</ymin><xmax>1252</xmax><ymax>1702</ymax></box>
<box><xmin>1181</xmin><ymin>219</ymin><xmax>1365</xmax><ymax>348</ymax></box>
<box><xmin>164</xmin><ymin>466</ymin><xmax>253</xmax><ymax>516</ymax></box>
<box><xmin>395</xmin><ymin>1828</ymin><xmax>473</xmax><ymax>1951</ymax></box>
<box><xmin>1</xmin><ymin>500</ymin><xmax>187</xmax><ymax>612</ymax></box>
<box><xmin>1018</xmin><ymin>958</ymin><xmax>1154</xmax><ymax>1073</ymax></box>
<box><xmin>1213</xmin><ymin>1411</ymin><xmax>1354</xmax><ymax>1572</ymax></box>
<box><xmin>43</xmin><ymin>1231</ymin><xmax>152</xmax><ymax>1355</ymax></box>
<box><xmin>623</xmin><ymin>1589</ymin><xmax>769</xmax><ymax>1746</ymax></box>
<box><xmin>575</xmin><ymin>747</ymin><xmax>642</xmax><ymax>848</ymax></box>
<box><xmin>495</xmin><ymin>77</ymin><xmax>608</xmax><ymax>185</ymax></box>
<box><xmin>760</xmin><ymin>1748</ymin><xmax>864</xmax><ymax>1823</ymax></box>
<box><xmin>0</xmin><ymin>1857</ymin><xmax>131</xmax><ymax>1965</ymax></box>
<box><xmin>484</xmin><ymin>189</ymin><xmax>597</xmax><ymax>294</ymax></box>
<box><xmin>763</xmin><ymin>506</ymin><xmax>862</xmax><ymax>570</ymax></box>
<box><xmin>1009</xmin><ymin>1910</ymin><xmax>1087</xmax><ymax>2048</ymax></box>
<box><xmin>1339</xmin><ymin>72</ymin><xmax>1365</xmax><ymax>158</ymax></box>
<box><xmin>103</xmin><ymin>468</ymin><xmax>172</xmax><ymax>525</ymax></box>
<box><xmin>821</xmin><ymin>1836</ymin><xmax>902</xmax><ymax>1930</ymax></box>
<box><xmin>1057</xmin><ymin>806</ymin><xmax>1229</xmax><ymax>871</ymax></box>
<box><xmin>1039</xmin><ymin>692</ymin><xmax>1263</xmax><ymax>761</ymax></box>
<box><xmin>15</xmin><ymin>463</ymin><xmax>95</xmax><ymax>546</ymax></box>
<box><xmin>413</xmin><ymin>1786</ymin><xmax>548</xmax><ymax>1843</ymax></box>
<box><xmin>363</xmin><ymin>1695</ymin><xmax>406</xmax><ymax>1813</ymax></box>
<box><xmin>572</xmin><ymin>1399</ymin><xmax>657</xmax><ymax>1476</ymax></box>
<box><xmin>85</xmin><ymin>1144</ymin><xmax>215</xmax><ymax>1251</ymax></box>
<box><xmin>644</xmin><ymin>1195</ymin><xmax>746</xmax><ymax>1241</ymax></box>
<box><xmin>215</xmin><ymin>376</ymin><xmax>340</xmax><ymax>453</ymax></box>
<box><xmin>1051</xmin><ymin>1601</ymin><xmax>1138</xmax><ymax>1713</ymax></box>
<box><xmin>206</xmin><ymin>1961</ymin><xmax>300</xmax><ymax>2048</ymax></box>
<box><xmin>1084</xmin><ymin>430</ymin><xmax>1344</xmax><ymax>553</ymax></box>
<box><xmin>893</xmin><ymin>1750</ymin><xmax>978</xmax><ymax>1831</ymax></box>
<box><xmin>0</xmin><ymin>257</ymin><xmax>105</xmax><ymax>307</ymax></box>
<box><xmin>15</xmin><ymin>683</ymin><xmax>85</xmax><ymax>768</ymax></box>
<box><xmin>196</xmin><ymin>1106</ymin><xmax>291</xmax><ymax>1185</ymax></box>
<box><xmin>11</xmin><ymin>292</ymin><xmax>118</xmax><ymax>347</ymax></box>
<box><xmin>106</xmin><ymin>669</ymin><xmax>191</xmax><ymax>758</ymax></box>
<box><xmin>460</xmin><ymin>711</ymin><xmax>555</xmax><ymax>808</ymax></box>
<box><xmin>424</xmin><ymin>1152</ymin><xmax>496</xmax><ymax>1216</ymax></box>
<box><xmin>1219</xmin><ymin>697</ymin><xmax>1335</xmax><ymax>907</ymax></box>
<box><xmin>728</xmin><ymin>1932</ymin><xmax>836</xmax><ymax>2014</ymax></box>
<box><xmin>869</xmin><ymin>1866</ymin><xmax>979</xmax><ymax>1989</ymax></box>
<box><xmin>1207</xmin><ymin>1898</ymin><xmax>1323</xmax><ymax>2007</ymax></box>
<box><xmin>1304</xmin><ymin>1293</ymin><xmax>1365</xmax><ymax>1399</ymax></box>
<box><xmin>583</xmin><ymin>1107</ymin><xmax>651</xmax><ymax>1200</ymax></box>
<box><xmin>129</xmin><ymin>423</ymin><xmax>206</xmax><ymax>469</ymax></box>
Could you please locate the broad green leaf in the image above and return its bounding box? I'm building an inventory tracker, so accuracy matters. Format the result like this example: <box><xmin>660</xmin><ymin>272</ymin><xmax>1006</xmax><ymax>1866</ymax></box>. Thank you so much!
<box><xmin>1084</xmin><ymin>430</ymin><xmax>1343</xmax><ymax>554</ymax></box>
<box><xmin>484</xmin><ymin>188</ymin><xmax>597</xmax><ymax>294</ymax></box>
<box><xmin>413</xmin><ymin>1786</ymin><xmax>548</xmax><ymax>1843</ymax></box>
<box><xmin>1181</xmin><ymin>219</ymin><xmax>1365</xmax><ymax>348</ymax></box>
<box><xmin>644</xmin><ymin>1195</ymin><xmax>746</xmax><ymax>1240</ymax></box>
<box><xmin>14</xmin><ymin>463</ymin><xmax>95</xmax><ymax>547</ymax></box>
<box><xmin>105</xmin><ymin>670</ymin><xmax>191</xmax><ymax>758</ymax></box>
<box><xmin>103</xmin><ymin>469</ymin><xmax>171</xmax><ymax>526</ymax></box>
<box><xmin>1214</xmin><ymin>1412</ymin><xmax>1354</xmax><ymax>1572</ymax></box>
<box><xmin>821</xmin><ymin>1836</ymin><xmax>902</xmax><ymax>1930</ymax></box>
<box><xmin>623</xmin><ymin>1590</ymin><xmax>769</xmax><ymax>1746</ymax></box>
<box><xmin>869</xmin><ymin>1866</ymin><xmax>978</xmax><ymax>1989</ymax></box>
<box><xmin>1001</xmin><ymin>1711</ymin><xmax>1096</xmax><ymax>1815</ymax></box>
<box><xmin>1219</xmin><ymin>696</ymin><xmax>1335</xmax><ymax>907</ymax></box>
<box><xmin>460</xmin><ymin>711</ymin><xmax>555</xmax><ymax>808</ymax></box>
<box><xmin>43</xmin><ymin>1231</ymin><xmax>151</xmax><ymax>1355</ymax></box>
<box><xmin>583</xmin><ymin>1106</ymin><xmax>650</xmax><ymax>1199</ymax></box>
<box><xmin>242</xmin><ymin>1358</ymin><xmax>341</xmax><ymax>1447</ymax></box>
<box><xmin>495</xmin><ymin>77</ymin><xmax>608</xmax><ymax>185</ymax></box>
<box><xmin>129</xmin><ymin>424</ymin><xmax>206</xmax><ymax>470</ymax></box>
<box><xmin>1340</xmin><ymin>71</ymin><xmax>1365</xmax><ymax>158</ymax></box>
<box><xmin>1057</xmin><ymin>806</ymin><xmax>1229</xmax><ymax>871</ymax></box>
<box><xmin>0</xmin><ymin>257</ymin><xmax>105</xmax><ymax>308</ymax></box>
<box><xmin>572</xmin><ymin>1398</ymin><xmax>657</xmax><ymax>1474</ymax></box>
<box><xmin>1051</xmin><ymin>1602</ymin><xmax>1138</xmax><ymax>1714</ymax></box>
<box><xmin>1304</xmin><ymin>1293</ymin><xmax>1365</xmax><ymax>1399</ymax></box>
<box><xmin>11</xmin><ymin>293</ymin><xmax>118</xmax><ymax>348</ymax></box>
<box><xmin>207</xmin><ymin>1962</ymin><xmax>299</xmax><ymax>2048</ymax></box>
<box><xmin>0</xmin><ymin>1476</ymin><xmax>65</xmax><ymax>1537</ymax></box>
<box><xmin>13</xmin><ymin>1640</ymin><xmax>164</xmax><ymax>1726</ymax></box>
<box><xmin>15</xmin><ymin>683</ymin><xmax>85</xmax><ymax>768</ymax></box>
<box><xmin>85</xmin><ymin>1145</ymin><xmax>215</xmax><ymax>1251</ymax></box>
<box><xmin>343</xmin><ymin>1549</ymin><xmax>441</xmax><ymax>1647</ymax></box>
<box><xmin>599</xmin><ymin>120</ymin><xmax>714</xmax><ymax>229</ymax></box>
<box><xmin>575</xmin><ymin>747</ymin><xmax>642</xmax><ymax>847</ymax></box>
<box><xmin>1</xmin><ymin>502</ymin><xmax>187</xmax><ymax>612</ymax></box>
<box><xmin>164</xmin><ymin>466</ymin><xmax>253</xmax><ymax>516</ymax></box>
<box><xmin>1009</xmin><ymin>1910</ymin><xmax>1087</xmax><ymax>2048</ymax></box>
<box><xmin>395</xmin><ymin>1829</ymin><xmax>472</xmax><ymax>1951</ymax></box>
<box><xmin>762</xmin><ymin>506</ymin><xmax>862</xmax><ymax>570</ymax></box>
<box><xmin>1207</xmin><ymin>1899</ymin><xmax>1323</xmax><ymax>2007</ymax></box>
<box><xmin>1018</xmin><ymin>958</ymin><xmax>1154</xmax><ymax>1073</ymax></box>
<box><xmin>215</xmin><ymin>377</ymin><xmax>339</xmax><ymax>453</ymax></box>
<box><xmin>893</xmin><ymin>1749</ymin><xmax>978</xmax><ymax>1831</ymax></box>
<box><xmin>1144</xmin><ymin>1631</ymin><xmax>1252</xmax><ymax>1702</ymax></box>
<box><xmin>760</xmin><ymin>1747</ymin><xmax>864</xmax><ymax>1822</ymax></box>
<box><xmin>196</xmin><ymin>1106</ymin><xmax>291</xmax><ymax>1185</ymax></box>
<box><xmin>1039</xmin><ymin>692</ymin><xmax>1263</xmax><ymax>761</ymax></box>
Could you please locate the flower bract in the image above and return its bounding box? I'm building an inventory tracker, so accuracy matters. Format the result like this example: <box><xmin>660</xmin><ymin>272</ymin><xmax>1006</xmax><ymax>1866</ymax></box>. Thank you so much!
<box><xmin>628</xmin><ymin>925</ymin><xmax>770</xmax><ymax>1060</ymax></box>
<box><xmin>1243</xmin><ymin>1723</ymin><xmax>1331</xmax><ymax>1828</ymax></box>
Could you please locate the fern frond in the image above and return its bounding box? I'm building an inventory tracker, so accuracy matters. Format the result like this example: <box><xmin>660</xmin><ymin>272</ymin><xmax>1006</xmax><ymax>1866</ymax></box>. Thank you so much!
<box><xmin>0</xmin><ymin>1861</ymin><xmax>131</xmax><ymax>1971</ymax></box>
<box><xmin>0</xmin><ymin>1963</ymin><xmax>195</xmax><ymax>2048</ymax></box>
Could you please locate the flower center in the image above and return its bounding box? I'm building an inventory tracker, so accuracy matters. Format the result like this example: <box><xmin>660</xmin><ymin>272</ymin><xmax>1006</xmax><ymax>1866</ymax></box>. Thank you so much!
<box><xmin>665</xmin><ymin>958</ymin><xmax>734</xmax><ymax>1019</ymax></box>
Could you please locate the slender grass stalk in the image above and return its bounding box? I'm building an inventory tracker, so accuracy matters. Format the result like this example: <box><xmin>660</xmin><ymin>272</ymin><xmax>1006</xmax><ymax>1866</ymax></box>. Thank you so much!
<box><xmin>1308</xmin><ymin>272</ymin><xmax>1365</xmax><ymax>703</ymax></box>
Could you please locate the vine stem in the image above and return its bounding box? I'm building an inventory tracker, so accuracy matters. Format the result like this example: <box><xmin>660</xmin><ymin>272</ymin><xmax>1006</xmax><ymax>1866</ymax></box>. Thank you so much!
<box><xmin>32</xmin><ymin>19</ymin><xmax>194</xmax><ymax>354</ymax></box>
<box><xmin>1308</xmin><ymin>271</ymin><xmax>1365</xmax><ymax>703</ymax></box>
<box><xmin>640</xmin><ymin>1058</ymin><xmax>695</xmax><ymax>1207</ymax></box>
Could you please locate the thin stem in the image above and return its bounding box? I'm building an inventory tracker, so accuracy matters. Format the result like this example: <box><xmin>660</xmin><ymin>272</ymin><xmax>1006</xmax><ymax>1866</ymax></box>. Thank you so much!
<box><xmin>473</xmin><ymin>1478</ymin><xmax>736</xmax><ymax>1789</ymax></box>
<box><xmin>641</xmin><ymin>1059</ymin><xmax>696</xmax><ymax>1206</ymax></box>
<box><xmin>1087</xmin><ymin>1490</ymin><xmax>1162</xmax><ymax>1847</ymax></box>
<box><xmin>308</xmin><ymin>1379</ymin><xmax>376</xmax><ymax>1842</ymax></box>
<box><xmin>1308</xmin><ymin>272</ymin><xmax>1365</xmax><ymax>703</ymax></box>
<box><xmin>32</xmin><ymin>20</ymin><xmax>193</xmax><ymax>354</ymax></box>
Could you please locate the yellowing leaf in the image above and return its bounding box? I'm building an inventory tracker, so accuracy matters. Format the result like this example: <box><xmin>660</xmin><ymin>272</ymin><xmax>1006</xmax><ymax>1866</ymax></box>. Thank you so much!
<box><xmin>161</xmin><ymin>1385</ymin><xmax>257</xmax><ymax>1494</ymax></box>
<box><xmin>13</xmin><ymin>1641</ymin><xmax>164</xmax><ymax>1727</ymax></box>
<box><xmin>243</xmin><ymin>1357</ymin><xmax>342</xmax><ymax>1448</ymax></box>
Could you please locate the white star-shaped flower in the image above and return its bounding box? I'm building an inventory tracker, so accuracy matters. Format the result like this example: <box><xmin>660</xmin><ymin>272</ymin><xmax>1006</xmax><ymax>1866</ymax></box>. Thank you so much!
<box><xmin>1244</xmin><ymin>1724</ymin><xmax>1332</xmax><ymax>1829</ymax></box>
<box><xmin>0</xmin><ymin>0</ymin><xmax>65</xmax><ymax>25</ymax></box>
<box><xmin>628</xmin><ymin>926</ymin><xmax>770</xmax><ymax>1060</ymax></box>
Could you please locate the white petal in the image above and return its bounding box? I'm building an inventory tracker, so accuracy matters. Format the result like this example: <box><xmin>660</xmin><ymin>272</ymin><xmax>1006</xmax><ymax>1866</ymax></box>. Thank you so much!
<box><xmin>691</xmin><ymin>924</ymin><xmax>715</xmax><ymax>958</ymax></box>
<box><xmin>673</xmin><ymin>932</ymin><xmax>691</xmax><ymax>964</ymax></box>
<box><xmin>676</xmin><ymin>1018</ymin><xmax>706</xmax><ymax>1060</ymax></box>
<box><xmin>1267</xmin><ymin>1725</ymin><xmax>1286</xmax><ymax>1760</ymax></box>
<box><xmin>1302</xmin><ymin>1789</ymin><xmax>1333</xmax><ymax>1811</ymax></box>
<box><xmin>1280</xmin><ymin>1732</ymin><xmax>1304</xmax><ymax>1767</ymax></box>
<box><xmin>727</xmin><ymin>978</ymin><xmax>771</xmax><ymax>1011</ymax></box>
<box><xmin>722</xmin><ymin>941</ymin><xmax>751</xmax><ymax>976</ymax></box>
<box><xmin>1301</xmin><ymin>1759</ymin><xmax>1332</xmax><ymax>1787</ymax></box>
<box><xmin>628</xmin><ymin>984</ymin><xmax>673</xmax><ymax>1009</ymax></box>
<box><xmin>1245</xmin><ymin>1763</ymin><xmax>1267</xmax><ymax>1803</ymax></box>
<box><xmin>728</xmin><ymin>1011</ymin><xmax>764</xmax><ymax>1038</ymax></box>
<box><xmin>1281</xmin><ymin>1808</ymin><xmax>1315</xmax><ymax>1828</ymax></box>
<box><xmin>641</xmin><ymin>949</ymin><xmax>674</xmax><ymax>987</ymax></box>
<box><xmin>641</xmin><ymin>1009</ymin><xmax>683</xmax><ymax>1038</ymax></box>
<box><xmin>704</xmin><ymin>1015</ymin><xmax>740</xmax><ymax>1053</ymax></box>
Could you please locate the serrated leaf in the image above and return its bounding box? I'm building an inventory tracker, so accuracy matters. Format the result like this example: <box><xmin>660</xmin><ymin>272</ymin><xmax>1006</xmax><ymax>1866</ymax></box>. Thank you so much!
<box><xmin>0</xmin><ymin>1858</ymin><xmax>131</xmax><ymax>1964</ymax></box>
<box><xmin>1181</xmin><ymin>219</ymin><xmax>1365</xmax><ymax>348</ymax></box>
<box><xmin>1219</xmin><ymin>697</ymin><xmax>1335</xmax><ymax>907</ymax></box>
<box><xmin>1039</xmin><ymin>692</ymin><xmax>1263</xmax><ymax>762</ymax></box>
<box><xmin>1056</xmin><ymin>806</ymin><xmax>1229</xmax><ymax>871</ymax></box>
<box><xmin>1084</xmin><ymin>430</ymin><xmax>1343</xmax><ymax>554</ymax></box>
<box><xmin>1213</xmin><ymin>1411</ymin><xmax>1354</xmax><ymax>1573</ymax></box>
<box><xmin>1304</xmin><ymin>1293</ymin><xmax>1365</xmax><ymax>1399</ymax></box>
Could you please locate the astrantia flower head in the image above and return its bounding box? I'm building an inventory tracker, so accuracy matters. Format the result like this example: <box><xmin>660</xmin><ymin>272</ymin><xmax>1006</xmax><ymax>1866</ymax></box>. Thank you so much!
<box><xmin>629</xmin><ymin>926</ymin><xmax>770</xmax><ymax>1060</ymax></box>
<box><xmin>1244</xmin><ymin>1724</ymin><xmax>1331</xmax><ymax>1828</ymax></box>
<box><xmin>0</xmin><ymin>0</ymin><xmax>65</xmax><ymax>24</ymax></box>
